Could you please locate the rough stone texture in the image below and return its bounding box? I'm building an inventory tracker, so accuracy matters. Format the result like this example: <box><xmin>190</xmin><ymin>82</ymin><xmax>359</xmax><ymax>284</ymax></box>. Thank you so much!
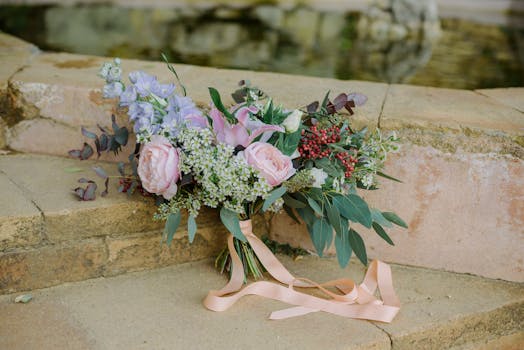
<box><xmin>476</xmin><ymin>87</ymin><xmax>524</xmax><ymax>113</ymax></box>
<box><xmin>0</xmin><ymin>238</ymin><xmax>107</xmax><ymax>294</ymax></box>
<box><xmin>0</xmin><ymin>154</ymin><xmax>163</xmax><ymax>242</ymax></box>
<box><xmin>0</xmin><ymin>172</ymin><xmax>43</xmax><ymax>250</ymax></box>
<box><xmin>381</xmin><ymin>84</ymin><xmax>524</xmax><ymax>136</ymax></box>
<box><xmin>271</xmin><ymin>143</ymin><xmax>524</xmax><ymax>283</ymax></box>
<box><xmin>0</xmin><ymin>256</ymin><xmax>522</xmax><ymax>350</ymax></box>
<box><xmin>104</xmin><ymin>227</ymin><xmax>227</xmax><ymax>276</ymax></box>
<box><xmin>0</xmin><ymin>32</ymin><xmax>39</xmax><ymax>92</ymax></box>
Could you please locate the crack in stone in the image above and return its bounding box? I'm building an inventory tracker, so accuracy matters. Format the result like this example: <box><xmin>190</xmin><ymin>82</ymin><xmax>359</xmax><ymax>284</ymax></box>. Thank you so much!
<box><xmin>474</xmin><ymin>90</ymin><xmax>524</xmax><ymax>114</ymax></box>
<box><xmin>370</xmin><ymin>322</ymin><xmax>394</xmax><ymax>349</ymax></box>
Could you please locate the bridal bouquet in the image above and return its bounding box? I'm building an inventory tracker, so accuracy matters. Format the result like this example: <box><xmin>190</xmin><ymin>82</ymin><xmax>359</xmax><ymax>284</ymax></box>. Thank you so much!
<box><xmin>71</xmin><ymin>57</ymin><xmax>406</xmax><ymax>322</ymax></box>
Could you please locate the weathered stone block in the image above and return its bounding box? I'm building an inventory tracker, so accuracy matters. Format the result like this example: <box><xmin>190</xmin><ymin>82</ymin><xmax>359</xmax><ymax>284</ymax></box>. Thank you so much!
<box><xmin>476</xmin><ymin>87</ymin><xmax>524</xmax><ymax>113</ymax></box>
<box><xmin>381</xmin><ymin>84</ymin><xmax>524</xmax><ymax>135</ymax></box>
<box><xmin>104</xmin><ymin>225</ymin><xmax>228</xmax><ymax>276</ymax></box>
<box><xmin>0</xmin><ymin>173</ymin><xmax>43</xmax><ymax>250</ymax></box>
<box><xmin>0</xmin><ymin>238</ymin><xmax>107</xmax><ymax>293</ymax></box>
<box><xmin>270</xmin><ymin>144</ymin><xmax>524</xmax><ymax>282</ymax></box>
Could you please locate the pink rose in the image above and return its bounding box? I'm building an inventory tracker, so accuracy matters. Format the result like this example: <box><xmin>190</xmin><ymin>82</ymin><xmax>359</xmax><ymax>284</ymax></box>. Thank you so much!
<box><xmin>244</xmin><ymin>142</ymin><xmax>296</xmax><ymax>186</ymax></box>
<box><xmin>138</xmin><ymin>135</ymin><xmax>181</xmax><ymax>199</ymax></box>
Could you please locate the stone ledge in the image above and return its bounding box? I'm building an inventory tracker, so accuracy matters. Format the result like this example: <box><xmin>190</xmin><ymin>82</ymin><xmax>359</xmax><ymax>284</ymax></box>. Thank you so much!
<box><xmin>0</xmin><ymin>256</ymin><xmax>522</xmax><ymax>350</ymax></box>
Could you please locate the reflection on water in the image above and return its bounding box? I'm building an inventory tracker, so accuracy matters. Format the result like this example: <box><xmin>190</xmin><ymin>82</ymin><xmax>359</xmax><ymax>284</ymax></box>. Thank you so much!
<box><xmin>0</xmin><ymin>2</ymin><xmax>523</xmax><ymax>89</ymax></box>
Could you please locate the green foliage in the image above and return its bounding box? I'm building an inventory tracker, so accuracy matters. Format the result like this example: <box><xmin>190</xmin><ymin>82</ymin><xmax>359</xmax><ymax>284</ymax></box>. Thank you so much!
<box><xmin>262</xmin><ymin>186</ymin><xmax>287</xmax><ymax>212</ymax></box>
<box><xmin>382</xmin><ymin>212</ymin><xmax>408</xmax><ymax>228</ymax></box>
<box><xmin>164</xmin><ymin>211</ymin><xmax>182</xmax><ymax>246</ymax></box>
<box><xmin>187</xmin><ymin>215</ymin><xmax>197</xmax><ymax>243</ymax></box>
<box><xmin>220</xmin><ymin>207</ymin><xmax>246</xmax><ymax>242</ymax></box>
<box><xmin>209</xmin><ymin>87</ymin><xmax>235</xmax><ymax>123</ymax></box>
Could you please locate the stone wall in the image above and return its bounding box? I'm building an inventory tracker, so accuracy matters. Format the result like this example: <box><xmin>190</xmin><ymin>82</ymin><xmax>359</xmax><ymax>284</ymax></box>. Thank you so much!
<box><xmin>0</xmin><ymin>32</ymin><xmax>523</xmax><ymax>282</ymax></box>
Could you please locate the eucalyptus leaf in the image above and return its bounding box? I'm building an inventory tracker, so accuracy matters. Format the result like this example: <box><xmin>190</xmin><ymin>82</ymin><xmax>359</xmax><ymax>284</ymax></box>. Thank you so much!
<box><xmin>296</xmin><ymin>206</ymin><xmax>315</xmax><ymax>227</ymax></box>
<box><xmin>348</xmin><ymin>228</ymin><xmax>367</xmax><ymax>266</ymax></box>
<box><xmin>283</xmin><ymin>194</ymin><xmax>306</xmax><ymax>209</ymax></box>
<box><xmin>220</xmin><ymin>207</ymin><xmax>246</xmax><ymax>242</ymax></box>
<box><xmin>165</xmin><ymin>211</ymin><xmax>182</xmax><ymax>246</ymax></box>
<box><xmin>325</xmin><ymin>200</ymin><xmax>343</xmax><ymax>235</ymax></box>
<box><xmin>377</xmin><ymin>171</ymin><xmax>403</xmax><ymax>183</ymax></box>
<box><xmin>335</xmin><ymin>228</ymin><xmax>351</xmax><ymax>268</ymax></box>
<box><xmin>371</xmin><ymin>209</ymin><xmax>393</xmax><ymax>228</ymax></box>
<box><xmin>187</xmin><ymin>215</ymin><xmax>197</xmax><ymax>243</ymax></box>
<box><xmin>311</xmin><ymin>218</ymin><xmax>332</xmax><ymax>257</ymax></box>
<box><xmin>333</xmin><ymin>194</ymin><xmax>372</xmax><ymax>228</ymax></box>
<box><xmin>283</xmin><ymin>205</ymin><xmax>301</xmax><ymax>224</ymax></box>
<box><xmin>307</xmin><ymin>197</ymin><xmax>323</xmax><ymax>216</ymax></box>
<box><xmin>372</xmin><ymin>222</ymin><xmax>394</xmax><ymax>246</ymax></box>
<box><xmin>382</xmin><ymin>211</ymin><xmax>408</xmax><ymax>228</ymax></box>
<box><xmin>263</xmin><ymin>186</ymin><xmax>287</xmax><ymax>211</ymax></box>
<box><xmin>209</xmin><ymin>87</ymin><xmax>234</xmax><ymax>123</ymax></box>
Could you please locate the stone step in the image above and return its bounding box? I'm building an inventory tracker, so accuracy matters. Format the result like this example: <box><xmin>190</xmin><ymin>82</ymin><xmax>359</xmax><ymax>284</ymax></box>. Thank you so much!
<box><xmin>0</xmin><ymin>256</ymin><xmax>522</xmax><ymax>350</ymax></box>
<box><xmin>0</xmin><ymin>153</ymin><xmax>229</xmax><ymax>294</ymax></box>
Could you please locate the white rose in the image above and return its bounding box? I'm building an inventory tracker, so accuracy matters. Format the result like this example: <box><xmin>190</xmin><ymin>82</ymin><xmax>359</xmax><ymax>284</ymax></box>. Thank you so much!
<box><xmin>282</xmin><ymin>109</ymin><xmax>303</xmax><ymax>133</ymax></box>
<box><xmin>310</xmin><ymin>167</ymin><xmax>328</xmax><ymax>188</ymax></box>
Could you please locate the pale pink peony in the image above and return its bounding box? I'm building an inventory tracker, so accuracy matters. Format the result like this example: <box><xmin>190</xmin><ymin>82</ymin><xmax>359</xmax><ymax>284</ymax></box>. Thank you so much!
<box><xmin>244</xmin><ymin>142</ymin><xmax>296</xmax><ymax>186</ymax></box>
<box><xmin>138</xmin><ymin>135</ymin><xmax>181</xmax><ymax>199</ymax></box>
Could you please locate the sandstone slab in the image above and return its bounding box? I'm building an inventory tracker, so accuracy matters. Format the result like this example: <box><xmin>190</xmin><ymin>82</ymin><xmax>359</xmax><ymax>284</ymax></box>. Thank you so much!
<box><xmin>0</xmin><ymin>32</ymin><xmax>39</xmax><ymax>92</ymax></box>
<box><xmin>476</xmin><ymin>87</ymin><xmax>524</xmax><ymax>113</ymax></box>
<box><xmin>0</xmin><ymin>256</ymin><xmax>522</xmax><ymax>350</ymax></box>
<box><xmin>0</xmin><ymin>154</ymin><xmax>163</xmax><ymax>242</ymax></box>
<box><xmin>0</xmin><ymin>172</ymin><xmax>43</xmax><ymax>250</ymax></box>
<box><xmin>0</xmin><ymin>238</ymin><xmax>107</xmax><ymax>294</ymax></box>
<box><xmin>381</xmin><ymin>84</ymin><xmax>524</xmax><ymax>135</ymax></box>
<box><xmin>270</xmin><ymin>144</ymin><xmax>524</xmax><ymax>283</ymax></box>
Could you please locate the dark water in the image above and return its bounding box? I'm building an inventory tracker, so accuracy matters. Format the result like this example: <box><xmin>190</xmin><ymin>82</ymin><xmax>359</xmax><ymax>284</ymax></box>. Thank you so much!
<box><xmin>1</xmin><ymin>4</ymin><xmax>523</xmax><ymax>89</ymax></box>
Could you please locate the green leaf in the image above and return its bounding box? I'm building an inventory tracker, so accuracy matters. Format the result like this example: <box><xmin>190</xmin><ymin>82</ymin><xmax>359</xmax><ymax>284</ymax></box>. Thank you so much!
<box><xmin>348</xmin><ymin>228</ymin><xmax>367</xmax><ymax>265</ymax></box>
<box><xmin>335</xmin><ymin>225</ymin><xmax>351</xmax><ymax>268</ymax></box>
<box><xmin>372</xmin><ymin>222</ymin><xmax>394</xmax><ymax>246</ymax></box>
<box><xmin>280</xmin><ymin>128</ymin><xmax>302</xmax><ymax>156</ymax></box>
<box><xmin>263</xmin><ymin>186</ymin><xmax>287</xmax><ymax>211</ymax></box>
<box><xmin>262</xmin><ymin>99</ymin><xmax>274</xmax><ymax>124</ymax></box>
<box><xmin>382</xmin><ymin>212</ymin><xmax>408</xmax><ymax>228</ymax></box>
<box><xmin>164</xmin><ymin>211</ymin><xmax>182</xmax><ymax>246</ymax></box>
<box><xmin>325</xmin><ymin>200</ymin><xmax>343</xmax><ymax>236</ymax></box>
<box><xmin>307</xmin><ymin>197</ymin><xmax>323</xmax><ymax>216</ymax></box>
<box><xmin>64</xmin><ymin>167</ymin><xmax>83</xmax><ymax>173</ymax></box>
<box><xmin>371</xmin><ymin>209</ymin><xmax>393</xmax><ymax>228</ymax></box>
<box><xmin>333</xmin><ymin>194</ymin><xmax>372</xmax><ymax>228</ymax></box>
<box><xmin>209</xmin><ymin>87</ymin><xmax>234</xmax><ymax>123</ymax></box>
<box><xmin>314</xmin><ymin>157</ymin><xmax>344</xmax><ymax>178</ymax></box>
<box><xmin>161</xmin><ymin>52</ymin><xmax>187</xmax><ymax>96</ymax></box>
<box><xmin>296</xmin><ymin>206</ymin><xmax>316</xmax><ymax>227</ymax></box>
<box><xmin>377</xmin><ymin>171</ymin><xmax>403</xmax><ymax>183</ymax></box>
<box><xmin>311</xmin><ymin>218</ymin><xmax>332</xmax><ymax>257</ymax></box>
<box><xmin>187</xmin><ymin>215</ymin><xmax>197</xmax><ymax>243</ymax></box>
<box><xmin>321</xmin><ymin>90</ymin><xmax>331</xmax><ymax>109</ymax></box>
<box><xmin>220</xmin><ymin>207</ymin><xmax>246</xmax><ymax>242</ymax></box>
<box><xmin>283</xmin><ymin>205</ymin><xmax>301</xmax><ymax>224</ymax></box>
<box><xmin>81</xmin><ymin>127</ymin><xmax>97</xmax><ymax>139</ymax></box>
<box><xmin>283</xmin><ymin>194</ymin><xmax>306</xmax><ymax>208</ymax></box>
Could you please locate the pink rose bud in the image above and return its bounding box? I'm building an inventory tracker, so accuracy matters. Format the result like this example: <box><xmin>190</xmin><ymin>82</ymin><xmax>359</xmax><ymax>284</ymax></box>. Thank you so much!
<box><xmin>244</xmin><ymin>142</ymin><xmax>296</xmax><ymax>186</ymax></box>
<box><xmin>137</xmin><ymin>135</ymin><xmax>181</xmax><ymax>199</ymax></box>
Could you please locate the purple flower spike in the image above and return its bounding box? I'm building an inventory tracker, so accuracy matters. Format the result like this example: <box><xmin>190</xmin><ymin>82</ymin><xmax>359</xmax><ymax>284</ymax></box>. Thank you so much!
<box><xmin>128</xmin><ymin>71</ymin><xmax>157</xmax><ymax>97</ymax></box>
<box><xmin>151</xmin><ymin>83</ymin><xmax>176</xmax><ymax>99</ymax></box>
<box><xmin>128</xmin><ymin>101</ymin><xmax>154</xmax><ymax>122</ymax></box>
<box><xmin>119</xmin><ymin>85</ymin><xmax>137</xmax><ymax>106</ymax></box>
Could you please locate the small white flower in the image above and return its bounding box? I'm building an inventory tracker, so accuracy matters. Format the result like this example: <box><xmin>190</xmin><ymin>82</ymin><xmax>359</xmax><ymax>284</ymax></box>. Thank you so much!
<box><xmin>310</xmin><ymin>167</ymin><xmax>328</xmax><ymax>188</ymax></box>
<box><xmin>282</xmin><ymin>109</ymin><xmax>303</xmax><ymax>133</ymax></box>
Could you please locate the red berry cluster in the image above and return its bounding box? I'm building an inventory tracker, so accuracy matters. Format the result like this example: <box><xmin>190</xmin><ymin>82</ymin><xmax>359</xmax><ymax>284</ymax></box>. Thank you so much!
<box><xmin>336</xmin><ymin>151</ymin><xmax>357</xmax><ymax>178</ymax></box>
<box><xmin>298</xmin><ymin>125</ymin><xmax>341</xmax><ymax>159</ymax></box>
<box><xmin>299</xmin><ymin>125</ymin><xmax>357</xmax><ymax>178</ymax></box>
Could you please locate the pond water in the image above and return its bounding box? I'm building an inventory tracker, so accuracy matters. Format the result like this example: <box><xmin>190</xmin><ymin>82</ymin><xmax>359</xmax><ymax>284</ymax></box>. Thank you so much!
<box><xmin>1</xmin><ymin>3</ymin><xmax>523</xmax><ymax>89</ymax></box>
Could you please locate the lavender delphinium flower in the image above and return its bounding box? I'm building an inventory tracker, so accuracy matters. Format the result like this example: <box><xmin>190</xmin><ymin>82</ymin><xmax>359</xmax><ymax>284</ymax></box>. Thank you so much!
<box><xmin>102</xmin><ymin>81</ymin><xmax>124</xmax><ymax>98</ymax></box>
<box><xmin>129</xmin><ymin>71</ymin><xmax>157</xmax><ymax>97</ymax></box>
<box><xmin>99</xmin><ymin>58</ymin><xmax>122</xmax><ymax>83</ymax></box>
<box><xmin>119</xmin><ymin>85</ymin><xmax>137</xmax><ymax>106</ymax></box>
<box><xmin>151</xmin><ymin>82</ymin><xmax>176</xmax><ymax>99</ymax></box>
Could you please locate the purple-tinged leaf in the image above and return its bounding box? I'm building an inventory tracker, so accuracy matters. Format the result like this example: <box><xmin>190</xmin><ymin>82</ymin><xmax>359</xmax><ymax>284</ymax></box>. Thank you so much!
<box><xmin>326</xmin><ymin>101</ymin><xmax>336</xmax><ymax>115</ymax></box>
<box><xmin>333</xmin><ymin>93</ymin><xmax>348</xmax><ymax>111</ymax></box>
<box><xmin>127</xmin><ymin>181</ymin><xmax>137</xmax><ymax>196</ymax></box>
<box><xmin>101</xmin><ymin>178</ymin><xmax>109</xmax><ymax>197</ymax></box>
<box><xmin>117</xmin><ymin>162</ymin><xmax>125</xmax><ymax>176</ymax></box>
<box><xmin>81</xmin><ymin>127</ymin><xmax>97</xmax><ymax>140</ymax></box>
<box><xmin>347</xmin><ymin>93</ymin><xmax>367</xmax><ymax>106</ymax></box>
<box><xmin>94</xmin><ymin>137</ymin><xmax>101</xmax><ymax>158</ymax></box>
<box><xmin>117</xmin><ymin>184</ymin><xmax>125</xmax><ymax>193</ymax></box>
<box><xmin>180</xmin><ymin>174</ymin><xmax>193</xmax><ymax>187</ymax></box>
<box><xmin>78</xmin><ymin>178</ymin><xmax>90</xmax><ymax>183</ymax></box>
<box><xmin>99</xmin><ymin>134</ymin><xmax>109</xmax><ymax>152</ymax></box>
<box><xmin>111</xmin><ymin>114</ymin><xmax>119</xmax><ymax>133</ymax></box>
<box><xmin>93</xmin><ymin>166</ymin><xmax>108</xmax><ymax>179</ymax></box>
<box><xmin>83</xmin><ymin>182</ymin><xmax>97</xmax><ymax>201</ymax></box>
<box><xmin>73</xmin><ymin>187</ymin><xmax>85</xmax><ymax>199</ymax></box>
<box><xmin>68</xmin><ymin>149</ymin><xmax>82</xmax><ymax>159</ymax></box>
<box><xmin>97</xmin><ymin>124</ymin><xmax>111</xmax><ymax>134</ymax></box>
<box><xmin>80</xmin><ymin>143</ymin><xmax>94</xmax><ymax>160</ymax></box>
<box><xmin>344</xmin><ymin>101</ymin><xmax>354</xmax><ymax>115</ymax></box>
<box><xmin>114</xmin><ymin>127</ymin><xmax>129</xmax><ymax>146</ymax></box>
<box><xmin>307</xmin><ymin>101</ymin><xmax>319</xmax><ymax>113</ymax></box>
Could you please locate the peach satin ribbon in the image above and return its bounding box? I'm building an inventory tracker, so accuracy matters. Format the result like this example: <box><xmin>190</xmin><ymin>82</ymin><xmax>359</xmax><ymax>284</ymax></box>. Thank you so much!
<box><xmin>203</xmin><ymin>220</ymin><xmax>400</xmax><ymax>322</ymax></box>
